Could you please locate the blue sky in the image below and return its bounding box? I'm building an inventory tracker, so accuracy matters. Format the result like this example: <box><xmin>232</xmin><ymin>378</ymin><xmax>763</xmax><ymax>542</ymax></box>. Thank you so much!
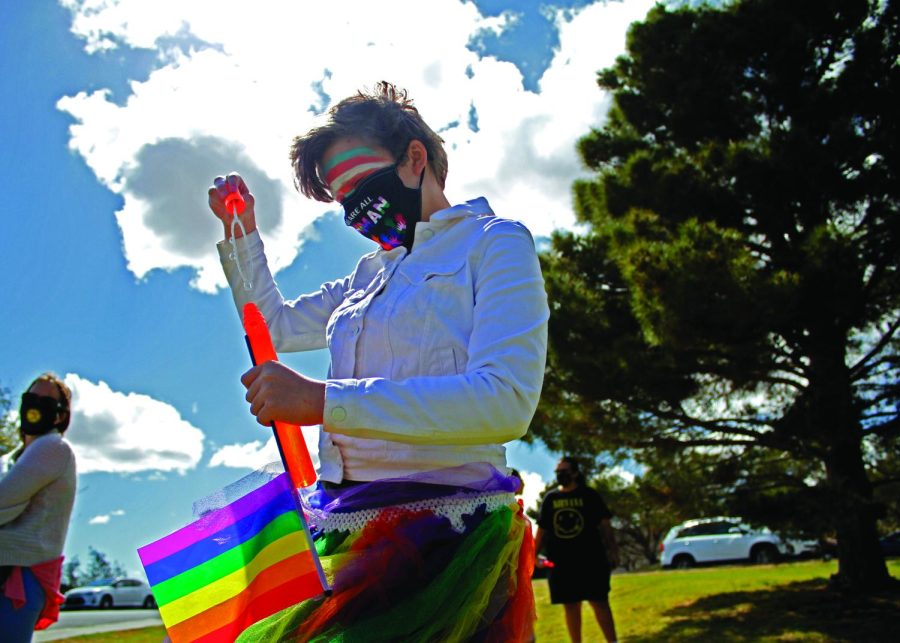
<box><xmin>0</xmin><ymin>0</ymin><xmax>654</xmax><ymax>577</ymax></box>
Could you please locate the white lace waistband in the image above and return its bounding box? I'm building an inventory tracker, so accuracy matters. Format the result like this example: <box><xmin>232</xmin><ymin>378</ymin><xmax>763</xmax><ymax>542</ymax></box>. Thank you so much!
<box><xmin>307</xmin><ymin>491</ymin><xmax>517</xmax><ymax>534</ymax></box>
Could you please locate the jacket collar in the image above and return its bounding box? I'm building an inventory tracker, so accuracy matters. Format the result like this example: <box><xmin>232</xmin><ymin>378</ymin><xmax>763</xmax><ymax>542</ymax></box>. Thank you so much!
<box><xmin>371</xmin><ymin>197</ymin><xmax>494</xmax><ymax>260</ymax></box>
<box><xmin>428</xmin><ymin>197</ymin><xmax>494</xmax><ymax>223</ymax></box>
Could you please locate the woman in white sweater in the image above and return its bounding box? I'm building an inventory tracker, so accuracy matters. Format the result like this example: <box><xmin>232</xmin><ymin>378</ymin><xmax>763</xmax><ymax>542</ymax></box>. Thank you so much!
<box><xmin>0</xmin><ymin>373</ymin><xmax>77</xmax><ymax>641</ymax></box>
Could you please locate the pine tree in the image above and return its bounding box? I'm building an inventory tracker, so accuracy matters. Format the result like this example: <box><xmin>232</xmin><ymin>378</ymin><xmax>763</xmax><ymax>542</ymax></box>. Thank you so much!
<box><xmin>535</xmin><ymin>0</ymin><xmax>898</xmax><ymax>591</ymax></box>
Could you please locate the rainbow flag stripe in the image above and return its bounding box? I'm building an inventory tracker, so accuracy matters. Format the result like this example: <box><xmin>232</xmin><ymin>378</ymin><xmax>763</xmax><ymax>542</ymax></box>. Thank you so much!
<box><xmin>138</xmin><ymin>473</ymin><xmax>325</xmax><ymax>643</ymax></box>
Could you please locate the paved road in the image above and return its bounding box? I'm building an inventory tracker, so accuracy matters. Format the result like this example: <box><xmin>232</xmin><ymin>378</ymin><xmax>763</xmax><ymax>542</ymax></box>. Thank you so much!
<box><xmin>34</xmin><ymin>608</ymin><xmax>163</xmax><ymax>641</ymax></box>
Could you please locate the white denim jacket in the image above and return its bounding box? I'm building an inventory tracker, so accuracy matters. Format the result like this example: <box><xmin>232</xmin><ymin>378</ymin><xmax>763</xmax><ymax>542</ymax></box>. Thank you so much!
<box><xmin>218</xmin><ymin>197</ymin><xmax>549</xmax><ymax>483</ymax></box>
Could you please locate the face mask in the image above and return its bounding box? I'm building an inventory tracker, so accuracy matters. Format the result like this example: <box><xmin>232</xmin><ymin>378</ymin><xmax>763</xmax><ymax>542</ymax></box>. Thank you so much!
<box><xmin>556</xmin><ymin>470</ymin><xmax>574</xmax><ymax>487</ymax></box>
<box><xmin>340</xmin><ymin>165</ymin><xmax>425</xmax><ymax>251</ymax></box>
<box><xmin>20</xmin><ymin>393</ymin><xmax>64</xmax><ymax>436</ymax></box>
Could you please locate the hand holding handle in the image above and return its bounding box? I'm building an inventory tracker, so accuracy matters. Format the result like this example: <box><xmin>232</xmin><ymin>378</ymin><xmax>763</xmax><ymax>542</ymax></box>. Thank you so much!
<box><xmin>242</xmin><ymin>303</ymin><xmax>318</xmax><ymax>489</ymax></box>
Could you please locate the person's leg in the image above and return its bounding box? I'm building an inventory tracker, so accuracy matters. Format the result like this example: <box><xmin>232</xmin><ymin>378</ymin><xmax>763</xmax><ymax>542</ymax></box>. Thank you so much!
<box><xmin>563</xmin><ymin>602</ymin><xmax>582</xmax><ymax>642</ymax></box>
<box><xmin>0</xmin><ymin>568</ymin><xmax>46</xmax><ymax>643</ymax></box>
<box><xmin>588</xmin><ymin>599</ymin><xmax>617</xmax><ymax>643</ymax></box>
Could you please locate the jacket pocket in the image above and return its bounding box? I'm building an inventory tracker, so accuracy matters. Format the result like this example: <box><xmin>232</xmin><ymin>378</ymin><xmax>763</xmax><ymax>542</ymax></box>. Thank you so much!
<box><xmin>389</xmin><ymin>259</ymin><xmax>471</xmax><ymax>378</ymax></box>
<box><xmin>397</xmin><ymin>258</ymin><xmax>466</xmax><ymax>285</ymax></box>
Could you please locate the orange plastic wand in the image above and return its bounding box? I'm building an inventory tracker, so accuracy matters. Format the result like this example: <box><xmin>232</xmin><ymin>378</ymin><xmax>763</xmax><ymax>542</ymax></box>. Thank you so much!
<box><xmin>242</xmin><ymin>302</ymin><xmax>318</xmax><ymax>489</ymax></box>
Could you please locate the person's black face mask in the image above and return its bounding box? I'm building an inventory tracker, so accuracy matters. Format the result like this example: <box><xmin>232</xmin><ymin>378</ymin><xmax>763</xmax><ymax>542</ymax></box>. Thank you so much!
<box><xmin>341</xmin><ymin>165</ymin><xmax>425</xmax><ymax>251</ymax></box>
<box><xmin>20</xmin><ymin>393</ymin><xmax>63</xmax><ymax>436</ymax></box>
<box><xmin>556</xmin><ymin>470</ymin><xmax>574</xmax><ymax>487</ymax></box>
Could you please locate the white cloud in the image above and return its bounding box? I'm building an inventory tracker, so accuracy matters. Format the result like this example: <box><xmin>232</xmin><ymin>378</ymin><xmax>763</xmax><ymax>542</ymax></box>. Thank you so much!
<box><xmin>519</xmin><ymin>469</ymin><xmax>546</xmax><ymax>514</ymax></box>
<box><xmin>57</xmin><ymin>0</ymin><xmax>655</xmax><ymax>292</ymax></box>
<box><xmin>87</xmin><ymin>509</ymin><xmax>126</xmax><ymax>525</ymax></box>
<box><xmin>207</xmin><ymin>438</ymin><xmax>279</xmax><ymax>470</ymax></box>
<box><xmin>65</xmin><ymin>373</ymin><xmax>204</xmax><ymax>474</ymax></box>
<box><xmin>607</xmin><ymin>465</ymin><xmax>636</xmax><ymax>484</ymax></box>
<box><xmin>208</xmin><ymin>431</ymin><xmax>319</xmax><ymax>471</ymax></box>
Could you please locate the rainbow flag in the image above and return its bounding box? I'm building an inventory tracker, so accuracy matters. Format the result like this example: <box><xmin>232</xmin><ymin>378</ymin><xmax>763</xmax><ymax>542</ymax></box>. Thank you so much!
<box><xmin>138</xmin><ymin>472</ymin><xmax>327</xmax><ymax>642</ymax></box>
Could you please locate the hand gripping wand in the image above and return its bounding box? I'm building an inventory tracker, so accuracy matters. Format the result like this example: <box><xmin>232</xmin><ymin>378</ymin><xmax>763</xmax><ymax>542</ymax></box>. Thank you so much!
<box><xmin>224</xmin><ymin>187</ymin><xmax>246</xmax><ymax>217</ymax></box>
<box><xmin>224</xmin><ymin>184</ymin><xmax>316</xmax><ymax>488</ymax></box>
<box><xmin>242</xmin><ymin>302</ymin><xmax>318</xmax><ymax>490</ymax></box>
<box><xmin>222</xmin><ymin>183</ymin><xmax>253</xmax><ymax>291</ymax></box>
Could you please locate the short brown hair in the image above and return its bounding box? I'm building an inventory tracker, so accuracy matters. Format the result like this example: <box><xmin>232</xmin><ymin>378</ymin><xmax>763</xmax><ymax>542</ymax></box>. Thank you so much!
<box><xmin>290</xmin><ymin>81</ymin><xmax>448</xmax><ymax>202</ymax></box>
<box><xmin>30</xmin><ymin>372</ymin><xmax>72</xmax><ymax>432</ymax></box>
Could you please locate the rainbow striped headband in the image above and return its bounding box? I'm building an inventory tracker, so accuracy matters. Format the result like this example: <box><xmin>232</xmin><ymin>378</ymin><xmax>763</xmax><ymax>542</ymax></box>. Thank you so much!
<box><xmin>322</xmin><ymin>146</ymin><xmax>393</xmax><ymax>203</ymax></box>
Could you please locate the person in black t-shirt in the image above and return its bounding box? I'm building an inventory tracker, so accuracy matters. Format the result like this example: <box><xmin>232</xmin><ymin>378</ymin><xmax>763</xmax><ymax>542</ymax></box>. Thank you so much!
<box><xmin>535</xmin><ymin>457</ymin><xmax>619</xmax><ymax>643</ymax></box>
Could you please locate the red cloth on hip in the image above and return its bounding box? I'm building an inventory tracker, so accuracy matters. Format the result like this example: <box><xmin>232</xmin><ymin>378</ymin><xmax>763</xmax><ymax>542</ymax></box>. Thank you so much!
<box><xmin>1</xmin><ymin>557</ymin><xmax>64</xmax><ymax>630</ymax></box>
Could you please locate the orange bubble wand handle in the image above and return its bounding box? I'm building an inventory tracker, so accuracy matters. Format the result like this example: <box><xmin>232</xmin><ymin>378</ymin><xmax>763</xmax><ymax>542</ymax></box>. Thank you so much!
<box><xmin>242</xmin><ymin>302</ymin><xmax>317</xmax><ymax>489</ymax></box>
<box><xmin>224</xmin><ymin>190</ymin><xmax>246</xmax><ymax>215</ymax></box>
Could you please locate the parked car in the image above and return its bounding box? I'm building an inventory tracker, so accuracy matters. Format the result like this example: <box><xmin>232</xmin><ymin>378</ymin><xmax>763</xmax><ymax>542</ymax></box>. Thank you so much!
<box><xmin>659</xmin><ymin>517</ymin><xmax>803</xmax><ymax>569</ymax></box>
<box><xmin>881</xmin><ymin>531</ymin><xmax>900</xmax><ymax>557</ymax></box>
<box><xmin>63</xmin><ymin>577</ymin><xmax>156</xmax><ymax>609</ymax></box>
<box><xmin>803</xmin><ymin>537</ymin><xmax>838</xmax><ymax>561</ymax></box>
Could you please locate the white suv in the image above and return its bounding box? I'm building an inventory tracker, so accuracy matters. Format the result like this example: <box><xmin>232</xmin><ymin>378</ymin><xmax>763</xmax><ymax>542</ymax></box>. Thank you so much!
<box><xmin>660</xmin><ymin>517</ymin><xmax>792</xmax><ymax>569</ymax></box>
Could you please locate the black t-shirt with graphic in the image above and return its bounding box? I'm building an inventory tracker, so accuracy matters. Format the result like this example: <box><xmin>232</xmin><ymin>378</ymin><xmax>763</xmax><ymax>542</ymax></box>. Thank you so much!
<box><xmin>537</xmin><ymin>485</ymin><xmax>613</xmax><ymax>567</ymax></box>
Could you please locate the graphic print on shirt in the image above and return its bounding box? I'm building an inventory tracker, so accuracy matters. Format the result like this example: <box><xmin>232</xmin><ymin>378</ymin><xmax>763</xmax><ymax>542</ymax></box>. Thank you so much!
<box><xmin>552</xmin><ymin>497</ymin><xmax>585</xmax><ymax>539</ymax></box>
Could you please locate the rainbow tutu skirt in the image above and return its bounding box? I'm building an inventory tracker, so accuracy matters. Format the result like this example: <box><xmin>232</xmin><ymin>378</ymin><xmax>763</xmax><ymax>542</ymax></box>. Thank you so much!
<box><xmin>236</xmin><ymin>463</ymin><xmax>535</xmax><ymax>642</ymax></box>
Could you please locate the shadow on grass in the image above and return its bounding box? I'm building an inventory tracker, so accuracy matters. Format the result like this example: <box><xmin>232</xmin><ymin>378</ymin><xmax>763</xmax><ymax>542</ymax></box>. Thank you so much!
<box><xmin>629</xmin><ymin>579</ymin><xmax>900</xmax><ymax>642</ymax></box>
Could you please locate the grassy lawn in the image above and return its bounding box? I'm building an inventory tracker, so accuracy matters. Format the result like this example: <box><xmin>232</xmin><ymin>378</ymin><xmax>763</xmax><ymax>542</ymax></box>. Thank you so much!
<box><xmin>48</xmin><ymin>630</ymin><xmax>168</xmax><ymax>643</ymax></box>
<box><xmin>535</xmin><ymin>559</ymin><xmax>900</xmax><ymax>643</ymax></box>
<box><xmin>53</xmin><ymin>560</ymin><xmax>898</xmax><ymax>642</ymax></box>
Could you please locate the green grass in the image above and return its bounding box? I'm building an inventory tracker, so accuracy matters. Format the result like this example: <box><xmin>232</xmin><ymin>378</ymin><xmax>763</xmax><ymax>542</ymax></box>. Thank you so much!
<box><xmin>535</xmin><ymin>559</ymin><xmax>900</xmax><ymax>643</ymax></box>
<box><xmin>52</xmin><ymin>560</ymin><xmax>899</xmax><ymax>642</ymax></box>
<box><xmin>46</xmin><ymin>628</ymin><xmax>167</xmax><ymax>642</ymax></box>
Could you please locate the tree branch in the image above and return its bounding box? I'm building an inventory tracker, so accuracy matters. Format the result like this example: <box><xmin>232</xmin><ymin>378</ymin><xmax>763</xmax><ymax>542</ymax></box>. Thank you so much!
<box><xmin>634</xmin><ymin>437</ymin><xmax>759</xmax><ymax>449</ymax></box>
<box><xmin>633</xmin><ymin>403</ymin><xmax>772</xmax><ymax>442</ymax></box>
<box><xmin>850</xmin><ymin>317</ymin><xmax>900</xmax><ymax>379</ymax></box>
<box><xmin>761</xmin><ymin>374</ymin><xmax>808</xmax><ymax>390</ymax></box>
<box><xmin>861</xmin><ymin>417</ymin><xmax>900</xmax><ymax>438</ymax></box>
<box><xmin>860</xmin><ymin>410</ymin><xmax>899</xmax><ymax>421</ymax></box>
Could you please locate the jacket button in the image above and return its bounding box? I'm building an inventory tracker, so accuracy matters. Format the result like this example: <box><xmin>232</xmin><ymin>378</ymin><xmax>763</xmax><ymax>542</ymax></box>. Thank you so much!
<box><xmin>331</xmin><ymin>407</ymin><xmax>347</xmax><ymax>422</ymax></box>
<box><xmin>421</xmin><ymin>229</ymin><xmax>434</xmax><ymax>240</ymax></box>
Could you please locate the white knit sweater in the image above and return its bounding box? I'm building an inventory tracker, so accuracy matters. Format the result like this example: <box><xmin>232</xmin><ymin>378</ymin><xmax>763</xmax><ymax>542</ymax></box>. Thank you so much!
<box><xmin>0</xmin><ymin>432</ymin><xmax>76</xmax><ymax>567</ymax></box>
